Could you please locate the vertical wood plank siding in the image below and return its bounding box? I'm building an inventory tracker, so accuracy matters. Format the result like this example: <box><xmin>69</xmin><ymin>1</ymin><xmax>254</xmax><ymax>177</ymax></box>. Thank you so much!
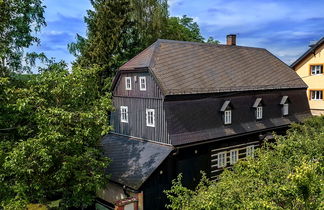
<box><xmin>114</xmin><ymin>73</ymin><xmax>163</xmax><ymax>99</ymax></box>
<box><xmin>111</xmin><ymin>96</ymin><xmax>170</xmax><ymax>144</ymax></box>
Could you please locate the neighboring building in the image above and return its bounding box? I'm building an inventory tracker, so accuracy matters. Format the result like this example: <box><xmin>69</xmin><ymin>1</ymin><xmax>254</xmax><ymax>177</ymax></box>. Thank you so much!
<box><xmin>291</xmin><ymin>37</ymin><xmax>324</xmax><ymax>116</ymax></box>
<box><xmin>96</xmin><ymin>35</ymin><xmax>310</xmax><ymax>210</ymax></box>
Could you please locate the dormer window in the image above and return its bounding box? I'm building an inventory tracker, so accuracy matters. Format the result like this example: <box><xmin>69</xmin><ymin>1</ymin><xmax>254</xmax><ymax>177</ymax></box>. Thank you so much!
<box><xmin>310</xmin><ymin>64</ymin><xmax>323</xmax><ymax>75</ymax></box>
<box><xmin>224</xmin><ymin>110</ymin><xmax>232</xmax><ymax>124</ymax></box>
<box><xmin>120</xmin><ymin>106</ymin><xmax>128</xmax><ymax>123</ymax></box>
<box><xmin>139</xmin><ymin>76</ymin><xmax>146</xmax><ymax>91</ymax></box>
<box><xmin>280</xmin><ymin>96</ymin><xmax>289</xmax><ymax>116</ymax></box>
<box><xmin>125</xmin><ymin>77</ymin><xmax>132</xmax><ymax>90</ymax></box>
<box><xmin>220</xmin><ymin>100</ymin><xmax>232</xmax><ymax>125</ymax></box>
<box><xmin>252</xmin><ymin>98</ymin><xmax>263</xmax><ymax>120</ymax></box>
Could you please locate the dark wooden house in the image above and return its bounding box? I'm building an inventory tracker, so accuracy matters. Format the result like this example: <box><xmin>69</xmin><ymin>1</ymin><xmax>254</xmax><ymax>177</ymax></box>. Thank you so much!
<box><xmin>96</xmin><ymin>35</ymin><xmax>311</xmax><ymax>210</ymax></box>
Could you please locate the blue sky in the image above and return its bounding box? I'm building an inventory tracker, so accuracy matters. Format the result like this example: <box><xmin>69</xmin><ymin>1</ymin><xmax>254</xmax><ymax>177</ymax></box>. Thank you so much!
<box><xmin>31</xmin><ymin>0</ymin><xmax>324</xmax><ymax>66</ymax></box>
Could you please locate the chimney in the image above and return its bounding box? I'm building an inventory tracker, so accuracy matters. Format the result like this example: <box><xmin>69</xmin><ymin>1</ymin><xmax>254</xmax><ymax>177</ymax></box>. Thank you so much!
<box><xmin>226</xmin><ymin>34</ymin><xmax>236</xmax><ymax>46</ymax></box>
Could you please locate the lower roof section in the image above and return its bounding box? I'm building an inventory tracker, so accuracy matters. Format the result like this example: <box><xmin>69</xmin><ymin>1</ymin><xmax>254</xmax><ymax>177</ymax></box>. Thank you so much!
<box><xmin>101</xmin><ymin>134</ymin><xmax>174</xmax><ymax>190</ymax></box>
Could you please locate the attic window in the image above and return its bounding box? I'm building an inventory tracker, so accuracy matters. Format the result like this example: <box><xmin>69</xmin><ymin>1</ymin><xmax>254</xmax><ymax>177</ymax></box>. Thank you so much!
<box><xmin>220</xmin><ymin>100</ymin><xmax>232</xmax><ymax>125</ymax></box>
<box><xmin>252</xmin><ymin>98</ymin><xmax>263</xmax><ymax>120</ymax></box>
<box><xmin>310</xmin><ymin>65</ymin><xmax>323</xmax><ymax>75</ymax></box>
<box><xmin>280</xmin><ymin>96</ymin><xmax>289</xmax><ymax>116</ymax></box>
<box><xmin>139</xmin><ymin>76</ymin><xmax>146</xmax><ymax>91</ymax></box>
<box><xmin>125</xmin><ymin>77</ymin><xmax>132</xmax><ymax>90</ymax></box>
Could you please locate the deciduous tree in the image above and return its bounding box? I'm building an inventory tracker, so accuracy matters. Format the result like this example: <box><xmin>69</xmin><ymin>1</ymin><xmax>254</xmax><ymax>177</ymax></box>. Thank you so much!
<box><xmin>165</xmin><ymin>116</ymin><xmax>324</xmax><ymax>210</ymax></box>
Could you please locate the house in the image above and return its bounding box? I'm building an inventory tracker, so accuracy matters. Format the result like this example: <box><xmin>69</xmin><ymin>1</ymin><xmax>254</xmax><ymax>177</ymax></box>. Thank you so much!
<box><xmin>291</xmin><ymin>37</ymin><xmax>324</xmax><ymax>116</ymax></box>
<box><xmin>96</xmin><ymin>35</ymin><xmax>311</xmax><ymax>210</ymax></box>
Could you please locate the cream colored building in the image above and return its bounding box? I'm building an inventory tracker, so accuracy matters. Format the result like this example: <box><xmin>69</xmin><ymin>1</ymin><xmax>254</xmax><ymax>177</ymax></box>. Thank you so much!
<box><xmin>291</xmin><ymin>37</ymin><xmax>324</xmax><ymax>115</ymax></box>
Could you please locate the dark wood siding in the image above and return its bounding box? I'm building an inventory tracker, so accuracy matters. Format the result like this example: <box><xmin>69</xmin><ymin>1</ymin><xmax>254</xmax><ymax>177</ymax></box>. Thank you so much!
<box><xmin>164</xmin><ymin>89</ymin><xmax>310</xmax><ymax>145</ymax></box>
<box><xmin>114</xmin><ymin>72</ymin><xmax>163</xmax><ymax>99</ymax></box>
<box><xmin>111</xmin><ymin>96</ymin><xmax>170</xmax><ymax>144</ymax></box>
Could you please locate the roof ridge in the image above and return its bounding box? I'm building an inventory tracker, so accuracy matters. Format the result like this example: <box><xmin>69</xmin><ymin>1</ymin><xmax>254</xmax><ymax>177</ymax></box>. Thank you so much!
<box><xmin>156</xmin><ymin>38</ymin><xmax>266</xmax><ymax>51</ymax></box>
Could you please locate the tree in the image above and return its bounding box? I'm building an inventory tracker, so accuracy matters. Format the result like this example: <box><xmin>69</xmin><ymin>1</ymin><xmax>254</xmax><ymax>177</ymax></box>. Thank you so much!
<box><xmin>0</xmin><ymin>65</ymin><xmax>113</xmax><ymax>208</ymax></box>
<box><xmin>162</xmin><ymin>15</ymin><xmax>205</xmax><ymax>42</ymax></box>
<box><xmin>0</xmin><ymin>0</ymin><xmax>46</xmax><ymax>75</ymax></box>
<box><xmin>165</xmin><ymin>116</ymin><xmax>324</xmax><ymax>209</ymax></box>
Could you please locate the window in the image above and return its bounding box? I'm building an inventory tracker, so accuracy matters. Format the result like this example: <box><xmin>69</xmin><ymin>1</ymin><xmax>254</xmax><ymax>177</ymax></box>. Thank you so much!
<box><xmin>217</xmin><ymin>152</ymin><xmax>227</xmax><ymax>168</ymax></box>
<box><xmin>283</xmin><ymin>103</ymin><xmax>289</xmax><ymax>116</ymax></box>
<box><xmin>146</xmin><ymin>109</ymin><xmax>155</xmax><ymax>127</ymax></box>
<box><xmin>224</xmin><ymin>110</ymin><xmax>232</xmax><ymax>124</ymax></box>
<box><xmin>120</xmin><ymin>106</ymin><xmax>128</xmax><ymax>123</ymax></box>
<box><xmin>125</xmin><ymin>77</ymin><xmax>132</xmax><ymax>90</ymax></box>
<box><xmin>246</xmin><ymin>145</ymin><xmax>255</xmax><ymax>158</ymax></box>
<box><xmin>310</xmin><ymin>90</ymin><xmax>323</xmax><ymax>100</ymax></box>
<box><xmin>311</xmin><ymin>65</ymin><xmax>323</xmax><ymax>75</ymax></box>
<box><xmin>230</xmin><ymin>150</ymin><xmax>238</xmax><ymax>165</ymax></box>
<box><xmin>139</xmin><ymin>76</ymin><xmax>146</xmax><ymax>91</ymax></box>
<box><xmin>256</xmin><ymin>106</ymin><xmax>263</xmax><ymax>120</ymax></box>
<box><xmin>280</xmin><ymin>96</ymin><xmax>289</xmax><ymax>116</ymax></box>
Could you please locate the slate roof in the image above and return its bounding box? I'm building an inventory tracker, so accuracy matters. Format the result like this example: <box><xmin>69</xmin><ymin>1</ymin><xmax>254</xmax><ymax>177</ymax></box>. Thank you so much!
<box><xmin>291</xmin><ymin>37</ymin><xmax>324</xmax><ymax>68</ymax></box>
<box><xmin>101</xmin><ymin>134</ymin><xmax>174</xmax><ymax>190</ymax></box>
<box><xmin>119</xmin><ymin>39</ymin><xmax>307</xmax><ymax>95</ymax></box>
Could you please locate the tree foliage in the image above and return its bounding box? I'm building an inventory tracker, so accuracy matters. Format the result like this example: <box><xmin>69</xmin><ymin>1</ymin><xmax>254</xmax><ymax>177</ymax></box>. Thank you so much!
<box><xmin>0</xmin><ymin>65</ymin><xmax>113</xmax><ymax>208</ymax></box>
<box><xmin>0</xmin><ymin>0</ymin><xmax>46</xmax><ymax>75</ymax></box>
<box><xmin>165</xmin><ymin>116</ymin><xmax>324</xmax><ymax>210</ymax></box>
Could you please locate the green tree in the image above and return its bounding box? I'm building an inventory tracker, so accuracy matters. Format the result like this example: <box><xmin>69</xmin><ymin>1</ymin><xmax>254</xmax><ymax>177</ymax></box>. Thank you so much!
<box><xmin>165</xmin><ymin>116</ymin><xmax>324</xmax><ymax>210</ymax></box>
<box><xmin>0</xmin><ymin>0</ymin><xmax>46</xmax><ymax>75</ymax></box>
<box><xmin>162</xmin><ymin>15</ymin><xmax>205</xmax><ymax>42</ymax></box>
<box><xmin>0</xmin><ymin>65</ymin><xmax>113</xmax><ymax>208</ymax></box>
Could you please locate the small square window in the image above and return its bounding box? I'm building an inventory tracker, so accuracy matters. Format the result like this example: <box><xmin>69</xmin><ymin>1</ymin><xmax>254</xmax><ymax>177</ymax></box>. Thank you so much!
<box><xmin>217</xmin><ymin>152</ymin><xmax>227</xmax><ymax>168</ymax></box>
<box><xmin>256</xmin><ymin>106</ymin><xmax>263</xmax><ymax>120</ymax></box>
<box><xmin>246</xmin><ymin>145</ymin><xmax>255</xmax><ymax>158</ymax></box>
<box><xmin>125</xmin><ymin>77</ymin><xmax>132</xmax><ymax>90</ymax></box>
<box><xmin>310</xmin><ymin>90</ymin><xmax>323</xmax><ymax>100</ymax></box>
<box><xmin>139</xmin><ymin>76</ymin><xmax>146</xmax><ymax>91</ymax></box>
<box><xmin>311</xmin><ymin>65</ymin><xmax>323</xmax><ymax>75</ymax></box>
<box><xmin>146</xmin><ymin>109</ymin><xmax>155</xmax><ymax>127</ymax></box>
<box><xmin>230</xmin><ymin>150</ymin><xmax>238</xmax><ymax>165</ymax></box>
<box><xmin>120</xmin><ymin>106</ymin><xmax>128</xmax><ymax>123</ymax></box>
<box><xmin>224</xmin><ymin>110</ymin><xmax>232</xmax><ymax>124</ymax></box>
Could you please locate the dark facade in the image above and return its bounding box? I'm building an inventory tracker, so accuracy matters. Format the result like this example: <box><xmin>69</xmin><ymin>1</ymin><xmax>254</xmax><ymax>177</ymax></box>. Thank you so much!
<box><xmin>99</xmin><ymin>38</ymin><xmax>311</xmax><ymax>210</ymax></box>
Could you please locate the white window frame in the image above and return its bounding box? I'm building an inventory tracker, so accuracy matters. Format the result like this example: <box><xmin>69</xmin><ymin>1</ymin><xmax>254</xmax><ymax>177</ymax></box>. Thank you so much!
<box><xmin>217</xmin><ymin>152</ymin><xmax>227</xmax><ymax>168</ymax></box>
<box><xmin>311</xmin><ymin>65</ymin><xmax>323</xmax><ymax>75</ymax></box>
<box><xmin>229</xmin><ymin>150</ymin><xmax>238</xmax><ymax>165</ymax></box>
<box><xmin>310</xmin><ymin>90</ymin><xmax>323</xmax><ymax>100</ymax></box>
<box><xmin>120</xmin><ymin>106</ymin><xmax>128</xmax><ymax>123</ymax></box>
<box><xmin>246</xmin><ymin>145</ymin><xmax>255</xmax><ymax>158</ymax></box>
<box><xmin>282</xmin><ymin>103</ymin><xmax>289</xmax><ymax>116</ymax></box>
<box><xmin>256</xmin><ymin>106</ymin><xmax>263</xmax><ymax>120</ymax></box>
<box><xmin>139</xmin><ymin>76</ymin><xmax>147</xmax><ymax>91</ymax></box>
<box><xmin>146</xmin><ymin>108</ymin><xmax>155</xmax><ymax>127</ymax></box>
<box><xmin>125</xmin><ymin>77</ymin><xmax>132</xmax><ymax>90</ymax></box>
<box><xmin>224</xmin><ymin>110</ymin><xmax>232</xmax><ymax>125</ymax></box>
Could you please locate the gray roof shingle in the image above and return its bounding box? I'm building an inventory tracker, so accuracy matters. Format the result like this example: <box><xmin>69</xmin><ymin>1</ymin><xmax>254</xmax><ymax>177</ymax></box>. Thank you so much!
<box><xmin>101</xmin><ymin>134</ymin><xmax>174</xmax><ymax>190</ymax></box>
<box><xmin>119</xmin><ymin>39</ymin><xmax>307</xmax><ymax>95</ymax></box>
